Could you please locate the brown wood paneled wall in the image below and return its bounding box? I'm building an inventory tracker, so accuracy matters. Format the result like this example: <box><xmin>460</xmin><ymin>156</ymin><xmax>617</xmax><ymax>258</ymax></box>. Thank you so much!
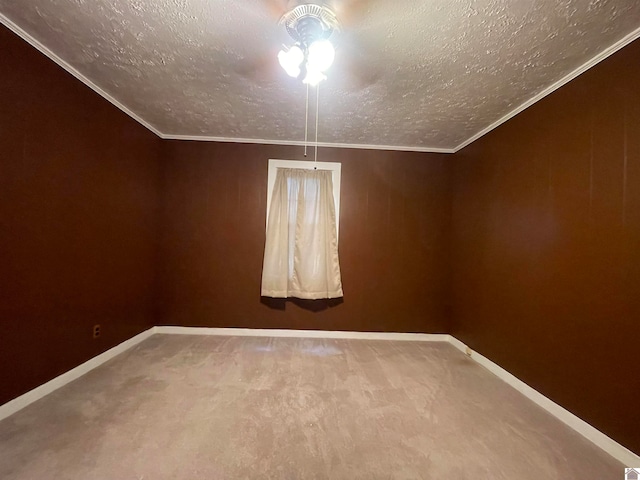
<box><xmin>157</xmin><ymin>142</ymin><xmax>451</xmax><ymax>333</ymax></box>
<box><xmin>0</xmin><ymin>26</ymin><xmax>161</xmax><ymax>405</ymax></box>
<box><xmin>451</xmin><ymin>38</ymin><xmax>640</xmax><ymax>454</ymax></box>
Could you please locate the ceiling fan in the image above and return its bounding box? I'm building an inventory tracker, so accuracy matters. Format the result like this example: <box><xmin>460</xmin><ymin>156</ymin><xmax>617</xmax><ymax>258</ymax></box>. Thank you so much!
<box><xmin>238</xmin><ymin>0</ymin><xmax>382</xmax><ymax>88</ymax></box>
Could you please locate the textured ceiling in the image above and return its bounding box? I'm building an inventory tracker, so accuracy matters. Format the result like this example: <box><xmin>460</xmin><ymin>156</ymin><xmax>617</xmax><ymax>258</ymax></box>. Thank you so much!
<box><xmin>1</xmin><ymin>0</ymin><xmax>640</xmax><ymax>151</ymax></box>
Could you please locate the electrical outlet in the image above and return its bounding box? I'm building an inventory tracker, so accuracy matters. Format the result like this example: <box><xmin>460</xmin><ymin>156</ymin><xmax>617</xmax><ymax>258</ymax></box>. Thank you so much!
<box><xmin>93</xmin><ymin>324</ymin><xmax>101</xmax><ymax>339</ymax></box>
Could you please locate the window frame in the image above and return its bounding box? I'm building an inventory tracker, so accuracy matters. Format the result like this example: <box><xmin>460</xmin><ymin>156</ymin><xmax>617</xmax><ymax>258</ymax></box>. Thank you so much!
<box><xmin>266</xmin><ymin>159</ymin><xmax>342</xmax><ymax>238</ymax></box>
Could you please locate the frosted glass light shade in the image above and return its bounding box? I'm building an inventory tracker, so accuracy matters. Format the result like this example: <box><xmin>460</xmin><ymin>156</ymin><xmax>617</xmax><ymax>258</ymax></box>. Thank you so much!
<box><xmin>303</xmin><ymin>67</ymin><xmax>327</xmax><ymax>86</ymax></box>
<box><xmin>278</xmin><ymin>45</ymin><xmax>304</xmax><ymax>77</ymax></box>
<box><xmin>307</xmin><ymin>40</ymin><xmax>335</xmax><ymax>72</ymax></box>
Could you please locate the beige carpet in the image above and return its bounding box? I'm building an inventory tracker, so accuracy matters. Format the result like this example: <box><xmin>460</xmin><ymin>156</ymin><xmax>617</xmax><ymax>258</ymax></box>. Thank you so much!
<box><xmin>0</xmin><ymin>334</ymin><xmax>623</xmax><ymax>479</ymax></box>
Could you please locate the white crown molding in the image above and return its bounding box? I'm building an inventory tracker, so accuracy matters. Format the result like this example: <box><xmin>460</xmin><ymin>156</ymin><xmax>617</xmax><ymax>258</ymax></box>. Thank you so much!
<box><xmin>0</xmin><ymin>13</ymin><xmax>164</xmax><ymax>138</ymax></box>
<box><xmin>453</xmin><ymin>25</ymin><xmax>640</xmax><ymax>153</ymax></box>
<box><xmin>0</xmin><ymin>11</ymin><xmax>452</xmax><ymax>155</ymax></box>
<box><xmin>161</xmin><ymin>134</ymin><xmax>456</xmax><ymax>154</ymax></box>
<box><xmin>448</xmin><ymin>336</ymin><xmax>640</xmax><ymax>466</ymax></box>
<box><xmin>0</xmin><ymin>327</ymin><xmax>154</xmax><ymax>422</ymax></box>
<box><xmin>4</xmin><ymin>11</ymin><xmax>639</xmax><ymax>155</ymax></box>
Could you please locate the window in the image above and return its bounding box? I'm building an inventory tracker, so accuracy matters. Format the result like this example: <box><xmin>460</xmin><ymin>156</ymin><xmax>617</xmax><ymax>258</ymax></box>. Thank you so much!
<box><xmin>261</xmin><ymin>160</ymin><xmax>343</xmax><ymax>299</ymax></box>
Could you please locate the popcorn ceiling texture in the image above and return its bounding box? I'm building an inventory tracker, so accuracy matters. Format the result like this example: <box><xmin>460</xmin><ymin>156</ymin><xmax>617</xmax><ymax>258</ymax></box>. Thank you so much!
<box><xmin>1</xmin><ymin>0</ymin><xmax>639</xmax><ymax>150</ymax></box>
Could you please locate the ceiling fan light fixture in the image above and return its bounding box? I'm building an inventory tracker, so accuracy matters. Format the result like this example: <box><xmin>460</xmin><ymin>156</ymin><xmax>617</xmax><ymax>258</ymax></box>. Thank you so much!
<box><xmin>277</xmin><ymin>45</ymin><xmax>304</xmax><ymax>77</ymax></box>
<box><xmin>277</xmin><ymin>3</ymin><xmax>340</xmax><ymax>84</ymax></box>
<box><xmin>307</xmin><ymin>40</ymin><xmax>335</xmax><ymax>73</ymax></box>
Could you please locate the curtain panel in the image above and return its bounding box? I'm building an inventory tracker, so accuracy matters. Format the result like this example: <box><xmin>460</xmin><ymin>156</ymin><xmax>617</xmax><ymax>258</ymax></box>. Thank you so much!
<box><xmin>261</xmin><ymin>167</ymin><xmax>343</xmax><ymax>299</ymax></box>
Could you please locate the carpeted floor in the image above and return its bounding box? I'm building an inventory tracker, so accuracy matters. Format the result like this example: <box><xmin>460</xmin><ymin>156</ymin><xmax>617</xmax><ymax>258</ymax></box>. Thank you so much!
<box><xmin>0</xmin><ymin>334</ymin><xmax>623</xmax><ymax>479</ymax></box>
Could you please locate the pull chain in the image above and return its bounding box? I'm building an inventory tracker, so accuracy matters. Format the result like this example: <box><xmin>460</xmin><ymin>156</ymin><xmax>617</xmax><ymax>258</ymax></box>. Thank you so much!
<box><xmin>304</xmin><ymin>82</ymin><xmax>309</xmax><ymax>157</ymax></box>
<box><xmin>314</xmin><ymin>82</ymin><xmax>320</xmax><ymax>165</ymax></box>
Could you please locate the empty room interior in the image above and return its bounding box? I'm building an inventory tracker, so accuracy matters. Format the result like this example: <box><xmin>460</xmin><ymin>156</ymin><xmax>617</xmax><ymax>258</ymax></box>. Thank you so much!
<box><xmin>1</xmin><ymin>1</ymin><xmax>639</xmax><ymax>478</ymax></box>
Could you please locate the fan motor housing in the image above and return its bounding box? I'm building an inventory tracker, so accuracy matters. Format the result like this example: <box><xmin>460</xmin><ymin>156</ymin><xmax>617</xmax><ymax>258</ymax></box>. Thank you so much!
<box><xmin>280</xmin><ymin>4</ymin><xmax>340</xmax><ymax>47</ymax></box>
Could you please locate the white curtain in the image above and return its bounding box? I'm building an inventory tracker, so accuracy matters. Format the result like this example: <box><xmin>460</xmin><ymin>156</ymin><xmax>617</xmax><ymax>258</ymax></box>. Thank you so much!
<box><xmin>262</xmin><ymin>167</ymin><xmax>343</xmax><ymax>299</ymax></box>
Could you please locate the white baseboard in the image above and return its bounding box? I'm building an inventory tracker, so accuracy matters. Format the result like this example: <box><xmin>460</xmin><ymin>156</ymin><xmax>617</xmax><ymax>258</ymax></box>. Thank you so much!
<box><xmin>0</xmin><ymin>327</ymin><xmax>154</xmax><ymax>422</ymax></box>
<box><xmin>2</xmin><ymin>325</ymin><xmax>637</xmax><ymax>465</ymax></box>
<box><xmin>447</xmin><ymin>336</ymin><xmax>640</xmax><ymax>466</ymax></box>
<box><xmin>153</xmin><ymin>326</ymin><xmax>449</xmax><ymax>342</ymax></box>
